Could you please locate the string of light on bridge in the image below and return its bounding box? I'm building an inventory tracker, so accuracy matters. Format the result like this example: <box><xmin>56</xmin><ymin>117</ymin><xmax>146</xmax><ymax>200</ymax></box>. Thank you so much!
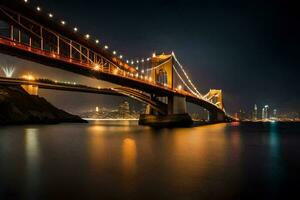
<box><xmin>20</xmin><ymin>0</ymin><xmax>210</xmax><ymax>104</ymax></box>
<box><xmin>22</xmin><ymin>0</ymin><xmax>139</xmax><ymax>66</ymax></box>
<box><xmin>21</xmin><ymin>0</ymin><xmax>161</xmax><ymax>76</ymax></box>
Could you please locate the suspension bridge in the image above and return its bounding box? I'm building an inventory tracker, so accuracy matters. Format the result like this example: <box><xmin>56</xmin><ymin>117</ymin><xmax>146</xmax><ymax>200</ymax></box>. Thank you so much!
<box><xmin>0</xmin><ymin>0</ymin><xmax>234</xmax><ymax>126</ymax></box>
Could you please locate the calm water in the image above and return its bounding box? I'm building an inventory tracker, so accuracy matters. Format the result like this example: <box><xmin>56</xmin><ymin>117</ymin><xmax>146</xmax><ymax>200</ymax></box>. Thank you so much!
<box><xmin>0</xmin><ymin>121</ymin><xmax>300</xmax><ymax>199</ymax></box>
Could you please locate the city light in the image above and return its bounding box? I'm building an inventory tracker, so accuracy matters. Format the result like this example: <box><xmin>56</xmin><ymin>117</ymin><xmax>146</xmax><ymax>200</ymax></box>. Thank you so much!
<box><xmin>113</xmin><ymin>51</ymin><xmax>116</xmax><ymax>55</ymax></box>
<box><xmin>49</xmin><ymin>13</ymin><xmax>53</xmax><ymax>18</ymax></box>
<box><xmin>119</xmin><ymin>55</ymin><xmax>123</xmax><ymax>59</ymax></box>
<box><xmin>61</xmin><ymin>20</ymin><xmax>66</xmax><ymax>25</ymax></box>
<box><xmin>73</xmin><ymin>27</ymin><xmax>78</xmax><ymax>32</ymax></box>
<box><xmin>24</xmin><ymin>0</ymin><xmax>28</xmax><ymax>3</ymax></box>
<box><xmin>177</xmin><ymin>85</ymin><xmax>182</xmax><ymax>90</ymax></box>
<box><xmin>1</xmin><ymin>66</ymin><xmax>15</xmax><ymax>78</ymax></box>
<box><xmin>85</xmin><ymin>34</ymin><xmax>90</xmax><ymax>39</ymax></box>
<box><xmin>95</xmin><ymin>39</ymin><xmax>99</xmax><ymax>44</ymax></box>
<box><xmin>36</xmin><ymin>6</ymin><xmax>41</xmax><ymax>11</ymax></box>
<box><xmin>113</xmin><ymin>68</ymin><xmax>118</xmax><ymax>74</ymax></box>
<box><xmin>104</xmin><ymin>45</ymin><xmax>109</xmax><ymax>49</ymax></box>
<box><xmin>152</xmin><ymin>53</ymin><xmax>156</xmax><ymax>58</ymax></box>
<box><xmin>21</xmin><ymin>74</ymin><xmax>35</xmax><ymax>81</ymax></box>
<box><xmin>94</xmin><ymin>64</ymin><xmax>100</xmax><ymax>71</ymax></box>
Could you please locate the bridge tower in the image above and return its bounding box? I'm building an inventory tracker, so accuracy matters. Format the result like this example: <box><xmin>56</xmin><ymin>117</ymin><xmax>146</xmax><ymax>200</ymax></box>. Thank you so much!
<box><xmin>207</xmin><ymin>89</ymin><xmax>224</xmax><ymax>110</ymax></box>
<box><xmin>206</xmin><ymin>89</ymin><xmax>226</xmax><ymax>122</ymax></box>
<box><xmin>140</xmin><ymin>53</ymin><xmax>192</xmax><ymax>126</ymax></box>
<box><xmin>150</xmin><ymin>54</ymin><xmax>173</xmax><ymax>89</ymax></box>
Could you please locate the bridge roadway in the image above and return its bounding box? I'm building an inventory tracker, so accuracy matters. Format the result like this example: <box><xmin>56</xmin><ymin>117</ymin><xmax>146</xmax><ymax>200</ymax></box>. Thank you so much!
<box><xmin>0</xmin><ymin>77</ymin><xmax>230</xmax><ymax>121</ymax></box>
<box><xmin>0</xmin><ymin>77</ymin><xmax>168</xmax><ymax>114</ymax></box>
<box><xmin>0</xmin><ymin>38</ymin><xmax>226</xmax><ymax>118</ymax></box>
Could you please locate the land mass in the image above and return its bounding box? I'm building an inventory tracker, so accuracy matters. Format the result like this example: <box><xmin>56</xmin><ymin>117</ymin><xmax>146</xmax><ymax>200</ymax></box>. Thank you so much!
<box><xmin>0</xmin><ymin>85</ymin><xmax>86</xmax><ymax>125</ymax></box>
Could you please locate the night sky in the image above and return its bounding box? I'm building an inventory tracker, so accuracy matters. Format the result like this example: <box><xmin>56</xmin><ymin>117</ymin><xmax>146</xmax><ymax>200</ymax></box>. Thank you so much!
<box><xmin>1</xmin><ymin>0</ymin><xmax>299</xmax><ymax>114</ymax></box>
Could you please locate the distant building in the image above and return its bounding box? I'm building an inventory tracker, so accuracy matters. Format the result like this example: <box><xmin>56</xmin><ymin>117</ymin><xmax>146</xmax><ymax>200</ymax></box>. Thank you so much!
<box><xmin>238</xmin><ymin>109</ymin><xmax>246</xmax><ymax>120</ymax></box>
<box><xmin>264</xmin><ymin>105</ymin><xmax>269</xmax><ymax>119</ymax></box>
<box><xmin>273</xmin><ymin>109</ymin><xmax>277</xmax><ymax>118</ymax></box>
<box><xmin>261</xmin><ymin>105</ymin><xmax>269</xmax><ymax>120</ymax></box>
<box><xmin>253</xmin><ymin>104</ymin><xmax>258</xmax><ymax>121</ymax></box>
<box><xmin>118</xmin><ymin>101</ymin><xmax>130</xmax><ymax>118</ymax></box>
<box><xmin>262</xmin><ymin>107</ymin><xmax>265</xmax><ymax>119</ymax></box>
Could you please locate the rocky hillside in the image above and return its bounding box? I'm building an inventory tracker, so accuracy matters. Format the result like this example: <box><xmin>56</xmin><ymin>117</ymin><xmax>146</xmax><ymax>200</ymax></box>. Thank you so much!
<box><xmin>0</xmin><ymin>85</ymin><xmax>86</xmax><ymax>125</ymax></box>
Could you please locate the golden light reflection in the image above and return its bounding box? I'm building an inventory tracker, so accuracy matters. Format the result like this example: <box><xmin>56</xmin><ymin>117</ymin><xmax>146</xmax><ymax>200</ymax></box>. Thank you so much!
<box><xmin>231</xmin><ymin>131</ymin><xmax>241</xmax><ymax>161</ymax></box>
<box><xmin>122</xmin><ymin>138</ymin><xmax>137</xmax><ymax>175</ymax></box>
<box><xmin>168</xmin><ymin>123</ymin><xmax>228</xmax><ymax>189</ymax></box>
<box><xmin>25</xmin><ymin>128</ymin><xmax>40</xmax><ymax>194</ymax></box>
<box><xmin>25</xmin><ymin>128</ymin><xmax>40</xmax><ymax>164</ymax></box>
<box><xmin>87</xmin><ymin>129</ymin><xmax>106</xmax><ymax>176</ymax></box>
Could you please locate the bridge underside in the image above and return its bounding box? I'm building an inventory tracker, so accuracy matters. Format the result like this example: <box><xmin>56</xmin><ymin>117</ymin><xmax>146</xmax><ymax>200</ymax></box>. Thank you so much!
<box><xmin>0</xmin><ymin>78</ymin><xmax>231</xmax><ymax>126</ymax></box>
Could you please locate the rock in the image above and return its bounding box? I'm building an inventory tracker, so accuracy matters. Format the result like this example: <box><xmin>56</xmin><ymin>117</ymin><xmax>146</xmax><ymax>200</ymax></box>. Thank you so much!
<box><xmin>0</xmin><ymin>85</ymin><xmax>86</xmax><ymax>125</ymax></box>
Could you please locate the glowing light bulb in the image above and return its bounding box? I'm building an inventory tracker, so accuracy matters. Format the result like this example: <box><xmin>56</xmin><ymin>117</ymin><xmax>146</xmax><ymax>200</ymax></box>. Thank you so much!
<box><xmin>94</xmin><ymin>64</ymin><xmax>100</xmax><ymax>70</ymax></box>
<box><xmin>104</xmin><ymin>45</ymin><xmax>109</xmax><ymax>49</ymax></box>
<box><xmin>49</xmin><ymin>13</ymin><xmax>53</xmax><ymax>18</ymax></box>
<box><xmin>36</xmin><ymin>6</ymin><xmax>41</xmax><ymax>11</ymax></box>
<box><xmin>85</xmin><ymin>34</ymin><xmax>90</xmax><ymax>39</ymax></box>
<box><xmin>113</xmin><ymin>51</ymin><xmax>116</xmax><ymax>55</ymax></box>
<box><xmin>74</xmin><ymin>27</ymin><xmax>78</xmax><ymax>32</ymax></box>
<box><xmin>61</xmin><ymin>21</ymin><xmax>66</xmax><ymax>25</ymax></box>
<box><xmin>95</xmin><ymin>39</ymin><xmax>99</xmax><ymax>44</ymax></box>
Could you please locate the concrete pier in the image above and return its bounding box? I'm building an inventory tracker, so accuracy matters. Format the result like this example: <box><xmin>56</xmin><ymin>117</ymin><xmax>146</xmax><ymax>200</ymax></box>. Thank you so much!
<box><xmin>139</xmin><ymin>95</ymin><xmax>193</xmax><ymax>127</ymax></box>
<box><xmin>139</xmin><ymin>113</ymin><xmax>193</xmax><ymax>127</ymax></box>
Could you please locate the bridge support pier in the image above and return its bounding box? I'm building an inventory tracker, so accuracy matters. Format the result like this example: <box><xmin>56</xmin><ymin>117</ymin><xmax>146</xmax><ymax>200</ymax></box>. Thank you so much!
<box><xmin>21</xmin><ymin>85</ymin><xmax>39</xmax><ymax>96</ymax></box>
<box><xmin>208</xmin><ymin>110</ymin><xmax>226</xmax><ymax>122</ymax></box>
<box><xmin>139</xmin><ymin>95</ymin><xmax>193</xmax><ymax>127</ymax></box>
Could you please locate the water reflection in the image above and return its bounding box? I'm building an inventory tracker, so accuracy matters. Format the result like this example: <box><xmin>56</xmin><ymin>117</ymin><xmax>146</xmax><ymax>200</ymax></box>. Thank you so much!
<box><xmin>269</xmin><ymin>122</ymin><xmax>280</xmax><ymax>155</ymax></box>
<box><xmin>268</xmin><ymin>122</ymin><xmax>282</xmax><ymax>191</ymax></box>
<box><xmin>167</xmin><ymin>124</ymin><xmax>231</xmax><ymax>193</ymax></box>
<box><xmin>87</xmin><ymin>129</ymin><xmax>106</xmax><ymax>174</ymax></box>
<box><xmin>122</xmin><ymin>138</ymin><xmax>137</xmax><ymax>175</ymax></box>
<box><xmin>230</xmin><ymin>130</ymin><xmax>241</xmax><ymax>161</ymax></box>
<box><xmin>24</xmin><ymin>128</ymin><xmax>40</xmax><ymax>199</ymax></box>
<box><xmin>0</xmin><ymin>121</ymin><xmax>297</xmax><ymax>199</ymax></box>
